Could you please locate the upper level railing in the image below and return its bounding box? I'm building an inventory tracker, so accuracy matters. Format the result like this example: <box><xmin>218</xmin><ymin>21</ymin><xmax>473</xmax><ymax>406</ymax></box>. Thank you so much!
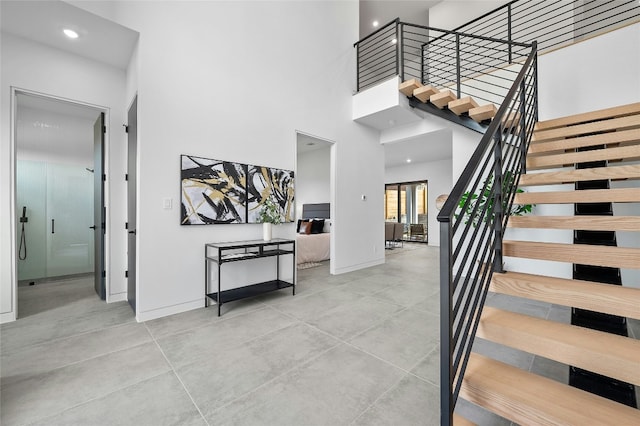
<box><xmin>354</xmin><ymin>21</ymin><xmax>532</xmax><ymax>108</ymax></box>
<box><xmin>354</xmin><ymin>1</ymin><xmax>639</xmax><ymax>95</ymax></box>
<box><xmin>437</xmin><ymin>41</ymin><xmax>538</xmax><ymax>426</ymax></box>
<box><xmin>453</xmin><ymin>0</ymin><xmax>640</xmax><ymax>54</ymax></box>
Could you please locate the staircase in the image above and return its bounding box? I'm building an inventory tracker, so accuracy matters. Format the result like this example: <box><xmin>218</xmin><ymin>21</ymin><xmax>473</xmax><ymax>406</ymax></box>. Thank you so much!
<box><xmin>399</xmin><ymin>78</ymin><xmax>499</xmax><ymax>129</ymax></box>
<box><xmin>456</xmin><ymin>103</ymin><xmax>640</xmax><ymax>425</ymax></box>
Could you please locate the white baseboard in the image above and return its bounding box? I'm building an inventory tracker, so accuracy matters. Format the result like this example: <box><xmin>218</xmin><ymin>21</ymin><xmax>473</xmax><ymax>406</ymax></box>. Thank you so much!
<box><xmin>0</xmin><ymin>311</ymin><xmax>16</xmax><ymax>324</ymax></box>
<box><xmin>136</xmin><ymin>299</ymin><xmax>204</xmax><ymax>322</ymax></box>
<box><xmin>108</xmin><ymin>292</ymin><xmax>127</xmax><ymax>303</ymax></box>
<box><xmin>334</xmin><ymin>257</ymin><xmax>384</xmax><ymax>275</ymax></box>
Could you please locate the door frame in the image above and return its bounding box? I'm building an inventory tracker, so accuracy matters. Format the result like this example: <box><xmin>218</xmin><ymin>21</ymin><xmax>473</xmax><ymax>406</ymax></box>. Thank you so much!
<box><xmin>294</xmin><ymin>130</ymin><xmax>337</xmax><ymax>275</ymax></box>
<box><xmin>9</xmin><ymin>87</ymin><xmax>110</xmax><ymax>319</ymax></box>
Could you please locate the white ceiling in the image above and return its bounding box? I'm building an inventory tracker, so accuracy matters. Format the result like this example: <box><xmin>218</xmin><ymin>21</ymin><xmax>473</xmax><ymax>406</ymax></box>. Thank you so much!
<box><xmin>16</xmin><ymin>93</ymin><xmax>101</xmax><ymax>164</ymax></box>
<box><xmin>359</xmin><ymin>0</ymin><xmax>441</xmax><ymax>39</ymax></box>
<box><xmin>0</xmin><ymin>0</ymin><xmax>138</xmax><ymax>69</ymax></box>
<box><xmin>297</xmin><ymin>133</ymin><xmax>332</xmax><ymax>155</ymax></box>
<box><xmin>384</xmin><ymin>128</ymin><xmax>452</xmax><ymax>168</ymax></box>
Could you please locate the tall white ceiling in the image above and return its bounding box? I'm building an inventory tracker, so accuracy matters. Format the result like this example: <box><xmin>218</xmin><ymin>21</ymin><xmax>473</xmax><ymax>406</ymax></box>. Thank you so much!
<box><xmin>359</xmin><ymin>0</ymin><xmax>442</xmax><ymax>39</ymax></box>
<box><xmin>0</xmin><ymin>0</ymin><xmax>138</xmax><ymax>70</ymax></box>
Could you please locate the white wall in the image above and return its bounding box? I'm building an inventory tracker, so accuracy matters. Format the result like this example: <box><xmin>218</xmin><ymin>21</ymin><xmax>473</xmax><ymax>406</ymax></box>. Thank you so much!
<box><xmin>538</xmin><ymin>22</ymin><xmax>640</xmax><ymax>120</ymax></box>
<box><xmin>0</xmin><ymin>33</ymin><xmax>128</xmax><ymax>322</ymax></box>
<box><xmin>429</xmin><ymin>0</ymin><xmax>509</xmax><ymax>30</ymax></box>
<box><xmin>296</xmin><ymin>147</ymin><xmax>331</xmax><ymax>219</ymax></box>
<box><xmin>95</xmin><ymin>1</ymin><xmax>383</xmax><ymax>321</ymax></box>
<box><xmin>385</xmin><ymin>158</ymin><xmax>452</xmax><ymax>247</ymax></box>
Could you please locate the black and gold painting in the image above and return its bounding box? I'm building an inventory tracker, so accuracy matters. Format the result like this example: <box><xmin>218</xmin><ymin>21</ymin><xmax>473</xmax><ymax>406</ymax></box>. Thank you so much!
<box><xmin>181</xmin><ymin>155</ymin><xmax>247</xmax><ymax>224</ymax></box>
<box><xmin>246</xmin><ymin>165</ymin><xmax>295</xmax><ymax>223</ymax></box>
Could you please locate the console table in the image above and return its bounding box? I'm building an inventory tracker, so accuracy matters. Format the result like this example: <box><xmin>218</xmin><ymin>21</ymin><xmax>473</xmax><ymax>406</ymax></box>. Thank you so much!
<box><xmin>205</xmin><ymin>239</ymin><xmax>295</xmax><ymax>316</ymax></box>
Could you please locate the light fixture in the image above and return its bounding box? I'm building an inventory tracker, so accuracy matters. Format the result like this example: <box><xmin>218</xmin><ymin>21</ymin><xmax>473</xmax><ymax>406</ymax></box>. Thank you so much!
<box><xmin>63</xmin><ymin>28</ymin><xmax>79</xmax><ymax>39</ymax></box>
<box><xmin>391</xmin><ymin>38</ymin><xmax>397</xmax><ymax>44</ymax></box>
<box><xmin>372</xmin><ymin>20</ymin><xmax>379</xmax><ymax>27</ymax></box>
<box><xmin>406</xmin><ymin>158</ymin><xmax>412</xmax><ymax>163</ymax></box>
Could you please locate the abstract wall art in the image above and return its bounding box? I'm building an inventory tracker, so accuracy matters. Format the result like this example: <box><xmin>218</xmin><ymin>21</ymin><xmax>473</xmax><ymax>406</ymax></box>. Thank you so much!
<box><xmin>181</xmin><ymin>155</ymin><xmax>247</xmax><ymax>225</ymax></box>
<box><xmin>246</xmin><ymin>165</ymin><xmax>295</xmax><ymax>223</ymax></box>
<box><xmin>180</xmin><ymin>155</ymin><xmax>294</xmax><ymax>225</ymax></box>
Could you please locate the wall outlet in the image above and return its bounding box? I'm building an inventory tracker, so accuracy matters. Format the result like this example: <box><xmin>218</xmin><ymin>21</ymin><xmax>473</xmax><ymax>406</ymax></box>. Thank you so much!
<box><xmin>162</xmin><ymin>198</ymin><xmax>173</xmax><ymax>210</ymax></box>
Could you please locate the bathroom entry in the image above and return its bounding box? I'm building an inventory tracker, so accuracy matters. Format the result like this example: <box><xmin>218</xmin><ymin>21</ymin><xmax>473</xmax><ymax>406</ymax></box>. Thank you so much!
<box><xmin>15</xmin><ymin>93</ymin><xmax>105</xmax><ymax>302</ymax></box>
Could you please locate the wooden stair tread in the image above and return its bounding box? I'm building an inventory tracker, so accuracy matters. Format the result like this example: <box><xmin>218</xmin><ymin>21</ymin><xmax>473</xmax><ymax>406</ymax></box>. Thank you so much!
<box><xmin>453</xmin><ymin>413</ymin><xmax>476</xmax><ymax>426</ymax></box>
<box><xmin>461</xmin><ymin>353</ymin><xmax>640</xmax><ymax>426</ymax></box>
<box><xmin>413</xmin><ymin>85</ymin><xmax>439</xmax><ymax>103</ymax></box>
<box><xmin>478</xmin><ymin>307</ymin><xmax>640</xmax><ymax>386</ymax></box>
<box><xmin>469</xmin><ymin>104</ymin><xmax>497</xmax><ymax>123</ymax></box>
<box><xmin>430</xmin><ymin>90</ymin><xmax>457</xmax><ymax>109</ymax></box>
<box><xmin>526</xmin><ymin>144</ymin><xmax>640</xmax><ymax>169</ymax></box>
<box><xmin>528</xmin><ymin>128</ymin><xmax>640</xmax><ymax>154</ymax></box>
<box><xmin>519</xmin><ymin>164</ymin><xmax>640</xmax><ymax>186</ymax></box>
<box><xmin>490</xmin><ymin>271</ymin><xmax>640</xmax><ymax>320</ymax></box>
<box><xmin>501</xmin><ymin>111</ymin><xmax>521</xmax><ymax>129</ymax></box>
<box><xmin>513</xmin><ymin>187</ymin><xmax>640</xmax><ymax>204</ymax></box>
<box><xmin>507</xmin><ymin>215</ymin><xmax>640</xmax><ymax>231</ymax></box>
<box><xmin>532</xmin><ymin>115</ymin><xmax>640</xmax><ymax>143</ymax></box>
<box><xmin>449</xmin><ymin>96</ymin><xmax>479</xmax><ymax>115</ymax></box>
<box><xmin>503</xmin><ymin>240</ymin><xmax>640</xmax><ymax>269</ymax></box>
<box><xmin>535</xmin><ymin>102</ymin><xmax>640</xmax><ymax>131</ymax></box>
<box><xmin>399</xmin><ymin>79</ymin><xmax>422</xmax><ymax>97</ymax></box>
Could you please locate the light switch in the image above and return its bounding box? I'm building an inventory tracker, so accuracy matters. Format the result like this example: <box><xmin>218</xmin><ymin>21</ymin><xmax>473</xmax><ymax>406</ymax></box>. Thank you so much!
<box><xmin>163</xmin><ymin>198</ymin><xmax>173</xmax><ymax>210</ymax></box>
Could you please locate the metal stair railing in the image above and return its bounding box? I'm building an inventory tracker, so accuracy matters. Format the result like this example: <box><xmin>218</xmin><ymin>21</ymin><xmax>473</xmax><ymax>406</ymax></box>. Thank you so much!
<box><xmin>437</xmin><ymin>42</ymin><xmax>538</xmax><ymax>426</ymax></box>
<box><xmin>354</xmin><ymin>20</ymin><xmax>531</xmax><ymax>109</ymax></box>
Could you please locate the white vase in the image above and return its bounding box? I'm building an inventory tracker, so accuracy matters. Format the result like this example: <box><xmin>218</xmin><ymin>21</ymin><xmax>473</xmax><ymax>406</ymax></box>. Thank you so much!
<box><xmin>262</xmin><ymin>222</ymin><xmax>272</xmax><ymax>241</ymax></box>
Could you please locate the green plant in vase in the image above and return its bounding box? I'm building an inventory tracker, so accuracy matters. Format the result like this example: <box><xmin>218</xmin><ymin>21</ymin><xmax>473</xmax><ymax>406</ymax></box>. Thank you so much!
<box><xmin>258</xmin><ymin>198</ymin><xmax>282</xmax><ymax>241</ymax></box>
<box><xmin>457</xmin><ymin>171</ymin><xmax>533</xmax><ymax>227</ymax></box>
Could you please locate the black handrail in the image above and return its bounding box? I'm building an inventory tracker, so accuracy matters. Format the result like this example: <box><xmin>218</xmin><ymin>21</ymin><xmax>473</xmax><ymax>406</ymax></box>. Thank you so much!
<box><xmin>438</xmin><ymin>41</ymin><xmax>538</xmax><ymax>426</ymax></box>
<box><xmin>353</xmin><ymin>18</ymin><xmax>399</xmax><ymax>48</ymax></box>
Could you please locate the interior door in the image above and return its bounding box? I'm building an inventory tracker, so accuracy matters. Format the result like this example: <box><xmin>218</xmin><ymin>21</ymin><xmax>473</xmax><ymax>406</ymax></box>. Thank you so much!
<box><xmin>127</xmin><ymin>96</ymin><xmax>138</xmax><ymax>312</ymax></box>
<box><xmin>93</xmin><ymin>113</ymin><xmax>106</xmax><ymax>299</ymax></box>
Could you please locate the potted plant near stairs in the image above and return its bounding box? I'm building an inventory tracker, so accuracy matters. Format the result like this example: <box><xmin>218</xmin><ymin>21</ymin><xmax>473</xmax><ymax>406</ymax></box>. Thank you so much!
<box><xmin>258</xmin><ymin>198</ymin><xmax>282</xmax><ymax>241</ymax></box>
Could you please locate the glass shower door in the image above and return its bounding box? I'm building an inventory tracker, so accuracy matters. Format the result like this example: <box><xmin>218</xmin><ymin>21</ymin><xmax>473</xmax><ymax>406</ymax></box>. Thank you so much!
<box><xmin>16</xmin><ymin>160</ymin><xmax>94</xmax><ymax>282</ymax></box>
<box><xmin>46</xmin><ymin>163</ymin><xmax>94</xmax><ymax>278</ymax></box>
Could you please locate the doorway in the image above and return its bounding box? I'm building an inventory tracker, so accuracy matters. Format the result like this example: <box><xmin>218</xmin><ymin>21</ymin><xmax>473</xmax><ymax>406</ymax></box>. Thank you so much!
<box><xmin>295</xmin><ymin>132</ymin><xmax>336</xmax><ymax>275</ymax></box>
<box><xmin>385</xmin><ymin>181</ymin><xmax>428</xmax><ymax>243</ymax></box>
<box><xmin>13</xmin><ymin>91</ymin><xmax>106</xmax><ymax>317</ymax></box>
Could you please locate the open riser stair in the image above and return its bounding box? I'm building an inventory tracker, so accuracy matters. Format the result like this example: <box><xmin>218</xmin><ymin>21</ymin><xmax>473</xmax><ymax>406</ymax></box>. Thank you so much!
<box><xmin>455</xmin><ymin>102</ymin><xmax>640</xmax><ymax>424</ymax></box>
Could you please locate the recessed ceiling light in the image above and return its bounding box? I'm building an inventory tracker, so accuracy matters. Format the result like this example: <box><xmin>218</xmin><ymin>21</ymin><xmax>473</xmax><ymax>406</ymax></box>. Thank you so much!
<box><xmin>63</xmin><ymin>29</ymin><xmax>79</xmax><ymax>39</ymax></box>
<box><xmin>406</xmin><ymin>158</ymin><xmax>412</xmax><ymax>163</ymax></box>
<box><xmin>391</xmin><ymin>38</ymin><xmax>397</xmax><ymax>44</ymax></box>
<box><xmin>372</xmin><ymin>20</ymin><xmax>379</xmax><ymax>27</ymax></box>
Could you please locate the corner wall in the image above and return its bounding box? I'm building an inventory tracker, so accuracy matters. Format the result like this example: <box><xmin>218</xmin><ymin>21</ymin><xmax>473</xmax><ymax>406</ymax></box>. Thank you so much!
<box><xmin>103</xmin><ymin>1</ymin><xmax>384</xmax><ymax>321</ymax></box>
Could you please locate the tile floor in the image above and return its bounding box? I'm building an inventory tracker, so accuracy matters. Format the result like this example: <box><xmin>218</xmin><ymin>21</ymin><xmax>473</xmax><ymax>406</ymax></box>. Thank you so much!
<box><xmin>1</xmin><ymin>244</ymin><xmax>637</xmax><ymax>425</ymax></box>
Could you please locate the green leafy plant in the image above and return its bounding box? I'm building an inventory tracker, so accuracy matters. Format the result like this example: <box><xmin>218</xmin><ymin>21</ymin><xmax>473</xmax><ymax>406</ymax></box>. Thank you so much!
<box><xmin>457</xmin><ymin>171</ymin><xmax>533</xmax><ymax>226</ymax></box>
<box><xmin>257</xmin><ymin>198</ymin><xmax>282</xmax><ymax>224</ymax></box>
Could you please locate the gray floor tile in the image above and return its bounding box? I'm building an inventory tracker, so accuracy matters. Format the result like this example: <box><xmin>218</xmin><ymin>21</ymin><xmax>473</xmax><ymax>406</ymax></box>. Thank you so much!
<box><xmin>0</xmin><ymin>342</ymin><xmax>170</xmax><ymax>425</ymax></box>
<box><xmin>207</xmin><ymin>344</ymin><xmax>404</xmax><ymax>425</ymax></box>
<box><xmin>485</xmin><ymin>293</ymin><xmax>551</xmax><ymax>319</ymax></box>
<box><xmin>1</xmin><ymin>322</ymin><xmax>151</xmax><ymax>386</ymax></box>
<box><xmin>177</xmin><ymin>322</ymin><xmax>339</xmax><ymax>417</ymax></box>
<box><xmin>371</xmin><ymin>280</ymin><xmax>436</xmax><ymax>308</ymax></box>
<box><xmin>307</xmin><ymin>296</ymin><xmax>404</xmax><ymax>340</ymax></box>
<box><xmin>144</xmin><ymin>297</ymin><xmax>265</xmax><ymax>340</ymax></box>
<box><xmin>472</xmin><ymin>338</ymin><xmax>534</xmax><ymax>370</ymax></box>
<box><xmin>411</xmin><ymin>345</ymin><xmax>440</xmax><ymax>385</ymax></box>
<box><xmin>267</xmin><ymin>287</ymin><xmax>362</xmax><ymax>321</ymax></box>
<box><xmin>530</xmin><ymin>355</ymin><xmax>569</xmax><ymax>383</ymax></box>
<box><xmin>456</xmin><ymin>398</ymin><xmax>512</xmax><ymax>426</ymax></box>
<box><xmin>0</xmin><ymin>303</ymin><xmax>135</xmax><ymax>354</ymax></box>
<box><xmin>30</xmin><ymin>372</ymin><xmax>205</xmax><ymax>426</ymax></box>
<box><xmin>343</xmin><ymin>273</ymin><xmax>403</xmax><ymax>296</ymax></box>
<box><xmin>349</xmin><ymin>308</ymin><xmax>439</xmax><ymax>370</ymax></box>
<box><xmin>353</xmin><ymin>374</ymin><xmax>440</xmax><ymax>426</ymax></box>
<box><xmin>156</xmin><ymin>307</ymin><xmax>296</xmax><ymax>368</ymax></box>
